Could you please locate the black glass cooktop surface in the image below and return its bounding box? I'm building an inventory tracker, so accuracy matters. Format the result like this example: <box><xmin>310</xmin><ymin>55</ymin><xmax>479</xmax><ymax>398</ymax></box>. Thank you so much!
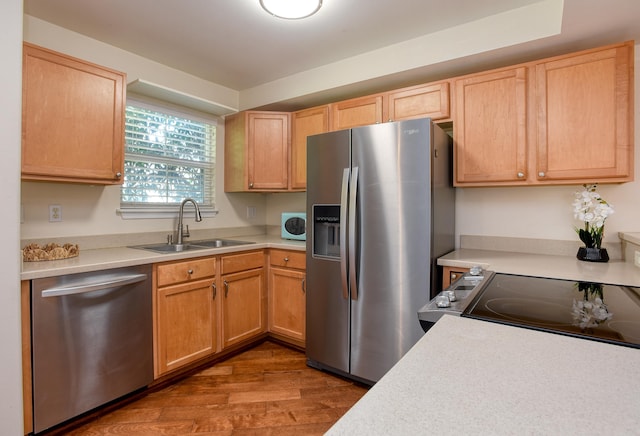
<box><xmin>462</xmin><ymin>273</ymin><xmax>640</xmax><ymax>349</ymax></box>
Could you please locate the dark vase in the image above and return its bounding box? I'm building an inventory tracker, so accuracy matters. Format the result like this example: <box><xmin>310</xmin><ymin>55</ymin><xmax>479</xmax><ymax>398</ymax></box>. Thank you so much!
<box><xmin>576</xmin><ymin>247</ymin><xmax>609</xmax><ymax>262</ymax></box>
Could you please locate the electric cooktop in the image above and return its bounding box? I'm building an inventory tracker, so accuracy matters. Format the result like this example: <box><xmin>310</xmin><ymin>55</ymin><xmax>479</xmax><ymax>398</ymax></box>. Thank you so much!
<box><xmin>462</xmin><ymin>273</ymin><xmax>640</xmax><ymax>349</ymax></box>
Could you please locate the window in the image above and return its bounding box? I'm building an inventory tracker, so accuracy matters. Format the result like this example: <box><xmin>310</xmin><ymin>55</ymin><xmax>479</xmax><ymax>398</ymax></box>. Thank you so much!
<box><xmin>119</xmin><ymin>98</ymin><xmax>218</xmax><ymax>218</ymax></box>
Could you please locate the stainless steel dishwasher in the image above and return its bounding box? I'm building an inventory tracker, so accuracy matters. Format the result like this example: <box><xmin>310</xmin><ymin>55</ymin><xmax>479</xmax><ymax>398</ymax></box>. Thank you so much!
<box><xmin>31</xmin><ymin>264</ymin><xmax>153</xmax><ymax>433</ymax></box>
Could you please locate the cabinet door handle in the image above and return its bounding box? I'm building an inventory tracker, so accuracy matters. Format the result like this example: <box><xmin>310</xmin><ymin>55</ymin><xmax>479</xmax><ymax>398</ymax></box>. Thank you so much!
<box><xmin>223</xmin><ymin>280</ymin><xmax>229</xmax><ymax>297</ymax></box>
<box><xmin>212</xmin><ymin>282</ymin><xmax>216</xmax><ymax>299</ymax></box>
<box><xmin>249</xmin><ymin>182</ymin><xmax>254</xmax><ymax>188</ymax></box>
<box><xmin>538</xmin><ymin>171</ymin><xmax>546</xmax><ymax>177</ymax></box>
<box><xmin>517</xmin><ymin>172</ymin><xmax>525</xmax><ymax>178</ymax></box>
<box><xmin>115</xmin><ymin>172</ymin><xmax>122</xmax><ymax>178</ymax></box>
<box><xmin>301</xmin><ymin>278</ymin><xmax>306</xmax><ymax>293</ymax></box>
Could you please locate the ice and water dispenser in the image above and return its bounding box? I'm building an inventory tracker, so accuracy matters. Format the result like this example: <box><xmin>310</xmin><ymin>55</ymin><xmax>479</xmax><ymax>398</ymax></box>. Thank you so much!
<box><xmin>312</xmin><ymin>205</ymin><xmax>340</xmax><ymax>258</ymax></box>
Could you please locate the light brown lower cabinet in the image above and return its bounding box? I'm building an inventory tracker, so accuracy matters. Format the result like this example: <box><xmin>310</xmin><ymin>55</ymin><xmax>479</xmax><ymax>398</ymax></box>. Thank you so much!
<box><xmin>220</xmin><ymin>251</ymin><xmax>267</xmax><ymax>349</ymax></box>
<box><xmin>156</xmin><ymin>277</ymin><xmax>219</xmax><ymax>376</ymax></box>
<box><xmin>154</xmin><ymin>250</ymin><xmax>269</xmax><ymax>377</ymax></box>
<box><xmin>21</xmin><ymin>280</ymin><xmax>33</xmax><ymax>435</ymax></box>
<box><xmin>268</xmin><ymin>249</ymin><xmax>306</xmax><ymax>346</ymax></box>
<box><xmin>154</xmin><ymin>257</ymin><xmax>218</xmax><ymax>377</ymax></box>
<box><xmin>442</xmin><ymin>266</ymin><xmax>470</xmax><ymax>290</ymax></box>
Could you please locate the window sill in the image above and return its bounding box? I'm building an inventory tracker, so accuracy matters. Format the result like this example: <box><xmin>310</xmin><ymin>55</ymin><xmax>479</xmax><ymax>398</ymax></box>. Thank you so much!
<box><xmin>117</xmin><ymin>206</ymin><xmax>219</xmax><ymax>220</ymax></box>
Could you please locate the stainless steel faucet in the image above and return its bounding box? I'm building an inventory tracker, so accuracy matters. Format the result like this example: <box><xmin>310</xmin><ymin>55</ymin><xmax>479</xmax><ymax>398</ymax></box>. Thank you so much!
<box><xmin>175</xmin><ymin>198</ymin><xmax>202</xmax><ymax>247</ymax></box>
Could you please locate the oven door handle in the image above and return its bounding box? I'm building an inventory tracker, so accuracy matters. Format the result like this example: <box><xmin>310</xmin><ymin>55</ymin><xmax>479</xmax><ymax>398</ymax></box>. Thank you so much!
<box><xmin>41</xmin><ymin>273</ymin><xmax>148</xmax><ymax>297</ymax></box>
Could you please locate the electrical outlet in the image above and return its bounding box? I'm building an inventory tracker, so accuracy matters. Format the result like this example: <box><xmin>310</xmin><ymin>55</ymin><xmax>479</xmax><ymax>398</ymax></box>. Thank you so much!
<box><xmin>49</xmin><ymin>204</ymin><xmax>62</xmax><ymax>222</ymax></box>
<box><xmin>247</xmin><ymin>206</ymin><xmax>256</xmax><ymax>219</ymax></box>
<box><xmin>634</xmin><ymin>250</ymin><xmax>640</xmax><ymax>268</ymax></box>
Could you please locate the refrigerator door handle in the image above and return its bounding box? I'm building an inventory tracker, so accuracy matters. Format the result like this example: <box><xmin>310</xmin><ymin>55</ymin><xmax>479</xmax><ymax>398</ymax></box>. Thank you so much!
<box><xmin>340</xmin><ymin>168</ymin><xmax>349</xmax><ymax>300</ymax></box>
<box><xmin>349</xmin><ymin>166</ymin><xmax>359</xmax><ymax>301</ymax></box>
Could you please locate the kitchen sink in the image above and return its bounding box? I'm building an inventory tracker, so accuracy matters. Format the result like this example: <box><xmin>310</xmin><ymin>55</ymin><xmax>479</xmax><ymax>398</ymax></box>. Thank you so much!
<box><xmin>190</xmin><ymin>239</ymin><xmax>255</xmax><ymax>248</ymax></box>
<box><xmin>130</xmin><ymin>239</ymin><xmax>254</xmax><ymax>253</ymax></box>
<box><xmin>130</xmin><ymin>243</ymin><xmax>208</xmax><ymax>253</ymax></box>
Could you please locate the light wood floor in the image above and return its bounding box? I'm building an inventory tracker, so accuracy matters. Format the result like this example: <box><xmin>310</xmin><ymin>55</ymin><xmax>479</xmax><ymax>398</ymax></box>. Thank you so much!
<box><xmin>62</xmin><ymin>341</ymin><xmax>368</xmax><ymax>435</ymax></box>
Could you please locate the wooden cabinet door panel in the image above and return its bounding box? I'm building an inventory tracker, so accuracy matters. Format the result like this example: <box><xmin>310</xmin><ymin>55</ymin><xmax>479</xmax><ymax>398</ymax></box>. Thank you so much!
<box><xmin>222</xmin><ymin>268</ymin><xmax>266</xmax><ymax>347</ymax></box>
<box><xmin>248</xmin><ymin>112</ymin><xmax>289</xmax><ymax>190</ymax></box>
<box><xmin>22</xmin><ymin>43</ymin><xmax>125</xmax><ymax>184</ymax></box>
<box><xmin>291</xmin><ymin>106</ymin><xmax>329</xmax><ymax>189</ymax></box>
<box><xmin>269</xmin><ymin>268</ymin><xmax>306</xmax><ymax>342</ymax></box>
<box><xmin>387</xmin><ymin>82</ymin><xmax>450</xmax><ymax>122</ymax></box>
<box><xmin>454</xmin><ymin>67</ymin><xmax>528</xmax><ymax>185</ymax></box>
<box><xmin>330</xmin><ymin>95</ymin><xmax>383</xmax><ymax>131</ymax></box>
<box><xmin>536</xmin><ymin>43</ymin><xmax>633</xmax><ymax>182</ymax></box>
<box><xmin>156</xmin><ymin>278</ymin><xmax>217</xmax><ymax>375</ymax></box>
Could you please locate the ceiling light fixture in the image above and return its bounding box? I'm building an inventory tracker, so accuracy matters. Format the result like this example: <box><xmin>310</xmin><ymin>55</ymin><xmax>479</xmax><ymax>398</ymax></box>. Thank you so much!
<box><xmin>260</xmin><ymin>0</ymin><xmax>322</xmax><ymax>20</ymax></box>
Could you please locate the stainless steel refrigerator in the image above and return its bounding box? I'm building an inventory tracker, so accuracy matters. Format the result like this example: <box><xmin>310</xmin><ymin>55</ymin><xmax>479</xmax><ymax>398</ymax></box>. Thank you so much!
<box><xmin>305</xmin><ymin>117</ymin><xmax>455</xmax><ymax>384</ymax></box>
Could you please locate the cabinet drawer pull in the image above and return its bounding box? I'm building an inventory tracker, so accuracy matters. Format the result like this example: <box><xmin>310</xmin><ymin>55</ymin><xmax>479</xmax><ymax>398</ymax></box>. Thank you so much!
<box><xmin>187</xmin><ymin>269</ymin><xmax>194</xmax><ymax>275</ymax></box>
<box><xmin>223</xmin><ymin>280</ymin><xmax>229</xmax><ymax>297</ymax></box>
<box><xmin>212</xmin><ymin>282</ymin><xmax>216</xmax><ymax>299</ymax></box>
<box><xmin>284</xmin><ymin>257</ymin><xmax>289</xmax><ymax>262</ymax></box>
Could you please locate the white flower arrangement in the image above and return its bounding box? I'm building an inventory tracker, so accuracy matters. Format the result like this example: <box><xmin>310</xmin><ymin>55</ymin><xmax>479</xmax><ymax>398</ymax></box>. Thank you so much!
<box><xmin>572</xmin><ymin>184</ymin><xmax>614</xmax><ymax>249</ymax></box>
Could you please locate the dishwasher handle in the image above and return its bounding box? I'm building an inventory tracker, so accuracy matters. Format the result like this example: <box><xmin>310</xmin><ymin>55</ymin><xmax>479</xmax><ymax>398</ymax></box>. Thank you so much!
<box><xmin>41</xmin><ymin>273</ymin><xmax>148</xmax><ymax>297</ymax></box>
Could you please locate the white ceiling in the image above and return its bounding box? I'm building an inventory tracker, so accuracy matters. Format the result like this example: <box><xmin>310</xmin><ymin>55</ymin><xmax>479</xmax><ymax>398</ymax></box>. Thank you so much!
<box><xmin>23</xmin><ymin>0</ymin><xmax>640</xmax><ymax>110</ymax></box>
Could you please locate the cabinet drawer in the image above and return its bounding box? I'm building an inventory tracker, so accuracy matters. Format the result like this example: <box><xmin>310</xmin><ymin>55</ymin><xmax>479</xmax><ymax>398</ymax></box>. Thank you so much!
<box><xmin>442</xmin><ymin>266</ymin><xmax>469</xmax><ymax>289</ymax></box>
<box><xmin>157</xmin><ymin>257</ymin><xmax>216</xmax><ymax>287</ymax></box>
<box><xmin>220</xmin><ymin>250</ymin><xmax>264</xmax><ymax>275</ymax></box>
<box><xmin>270</xmin><ymin>249</ymin><xmax>306</xmax><ymax>270</ymax></box>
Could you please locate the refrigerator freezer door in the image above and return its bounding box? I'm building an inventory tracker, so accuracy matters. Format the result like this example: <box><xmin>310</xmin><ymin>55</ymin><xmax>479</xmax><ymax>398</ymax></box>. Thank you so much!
<box><xmin>306</xmin><ymin>129</ymin><xmax>351</xmax><ymax>375</ymax></box>
<box><xmin>349</xmin><ymin>119</ymin><xmax>435</xmax><ymax>382</ymax></box>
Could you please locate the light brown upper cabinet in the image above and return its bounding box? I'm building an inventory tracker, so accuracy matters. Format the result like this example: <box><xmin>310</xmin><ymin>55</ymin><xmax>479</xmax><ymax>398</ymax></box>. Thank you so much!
<box><xmin>225</xmin><ymin>111</ymin><xmax>290</xmax><ymax>192</ymax></box>
<box><xmin>454</xmin><ymin>40</ymin><xmax>634</xmax><ymax>187</ymax></box>
<box><xmin>22</xmin><ymin>43</ymin><xmax>126</xmax><ymax>184</ymax></box>
<box><xmin>454</xmin><ymin>67</ymin><xmax>528</xmax><ymax>185</ymax></box>
<box><xmin>535</xmin><ymin>41</ymin><xmax>633</xmax><ymax>183</ymax></box>
<box><xmin>386</xmin><ymin>82</ymin><xmax>450</xmax><ymax>122</ymax></box>
<box><xmin>330</xmin><ymin>94</ymin><xmax>384</xmax><ymax>131</ymax></box>
<box><xmin>330</xmin><ymin>81</ymin><xmax>450</xmax><ymax>131</ymax></box>
<box><xmin>291</xmin><ymin>105</ymin><xmax>330</xmax><ymax>190</ymax></box>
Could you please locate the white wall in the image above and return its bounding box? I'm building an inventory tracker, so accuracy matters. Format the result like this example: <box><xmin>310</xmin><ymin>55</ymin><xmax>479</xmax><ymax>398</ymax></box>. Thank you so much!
<box><xmin>2</xmin><ymin>1</ymin><xmax>25</xmax><ymax>434</ymax></box>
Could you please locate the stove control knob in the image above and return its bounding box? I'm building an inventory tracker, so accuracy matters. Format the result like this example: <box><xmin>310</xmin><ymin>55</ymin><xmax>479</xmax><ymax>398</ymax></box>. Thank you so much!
<box><xmin>435</xmin><ymin>294</ymin><xmax>451</xmax><ymax>308</ymax></box>
<box><xmin>469</xmin><ymin>266</ymin><xmax>483</xmax><ymax>276</ymax></box>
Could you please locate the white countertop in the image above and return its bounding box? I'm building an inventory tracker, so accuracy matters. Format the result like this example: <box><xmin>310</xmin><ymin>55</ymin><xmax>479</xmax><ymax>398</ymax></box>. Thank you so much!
<box><xmin>328</xmin><ymin>315</ymin><xmax>640</xmax><ymax>436</ymax></box>
<box><xmin>438</xmin><ymin>249</ymin><xmax>640</xmax><ymax>287</ymax></box>
<box><xmin>620</xmin><ymin>232</ymin><xmax>640</xmax><ymax>246</ymax></box>
<box><xmin>21</xmin><ymin>235</ymin><xmax>305</xmax><ymax>280</ymax></box>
